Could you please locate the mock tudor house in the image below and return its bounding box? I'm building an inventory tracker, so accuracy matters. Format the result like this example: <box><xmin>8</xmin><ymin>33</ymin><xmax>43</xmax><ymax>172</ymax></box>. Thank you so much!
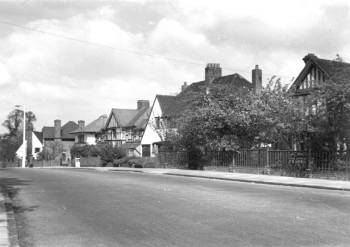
<box><xmin>141</xmin><ymin>63</ymin><xmax>262</xmax><ymax>157</ymax></box>
<box><xmin>70</xmin><ymin>115</ymin><xmax>108</xmax><ymax>145</ymax></box>
<box><xmin>103</xmin><ymin>100</ymin><xmax>151</xmax><ymax>156</ymax></box>
<box><xmin>290</xmin><ymin>53</ymin><xmax>350</xmax><ymax>112</ymax></box>
<box><xmin>289</xmin><ymin>53</ymin><xmax>350</xmax><ymax>150</ymax></box>
<box><xmin>42</xmin><ymin>120</ymin><xmax>78</xmax><ymax>163</ymax></box>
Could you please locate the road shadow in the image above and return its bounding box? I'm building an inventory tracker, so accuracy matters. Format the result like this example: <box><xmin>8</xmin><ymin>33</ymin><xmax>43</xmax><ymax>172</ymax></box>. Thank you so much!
<box><xmin>0</xmin><ymin>176</ymin><xmax>37</xmax><ymax>247</ymax></box>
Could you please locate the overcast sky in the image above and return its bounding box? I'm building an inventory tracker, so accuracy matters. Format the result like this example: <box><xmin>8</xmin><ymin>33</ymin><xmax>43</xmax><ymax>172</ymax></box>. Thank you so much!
<box><xmin>1</xmin><ymin>0</ymin><xmax>350</xmax><ymax>133</ymax></box>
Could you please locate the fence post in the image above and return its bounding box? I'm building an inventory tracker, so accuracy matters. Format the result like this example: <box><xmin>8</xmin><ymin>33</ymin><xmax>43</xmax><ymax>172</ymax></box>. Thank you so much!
<box><xmin>307</xmin><ymin>148</ymin><xmax>313</xmax><ymax>178</ymax></box>
<box><xmin>229</xmin><ymin>151</ymin><xmax>236</xmax><ymax>173</ymax></box>
<box><xmin>264</xmin><ymin>148</ymin><xmax>271</xmax><ymax>175</ymax></box>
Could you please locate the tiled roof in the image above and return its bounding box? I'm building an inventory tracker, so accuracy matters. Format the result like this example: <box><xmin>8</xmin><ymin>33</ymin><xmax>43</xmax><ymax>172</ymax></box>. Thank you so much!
<box><xmin>33</xmin><ymin>131</ymin><xmax>43</xmax><ymax>143</ymax></box>
<box><xmin>107</xmin><ymin>106</ymin><xmax>151</xmax><ymax>129</ymax></box>
<box><xmin>290</xmin><ymin>54</ymin><xmax>350</xmax><ymax>93</ymax></box>
<box><xmin>304</xmin><ymin>54</ymin><xmax>350</xmax><ymax>77</ymax></box>
<box><xmin>42</xmin><ymin>127</ymin><xmax>54</xmax><ymax>139</ymax></box>
<box><xmin>42</xmin><ymin>121</ymin><xmax>78</xmax><ymax>140</ymax></box>
<box><xmin>71</xmin><ymin>115</ymin><xmax>107</xmax><ymax>134</ymax></box>
<box><xmin>157</xmin><ymin>95</ymin><xmax>179</xmax><ymax>116</ymax></box>
<box><xmin>156</xmin><ymin>73</ymin><xmax>252</xmax><ymax>117</ymax></box>
<box><xmin>61</xmin><ymin>121</ymin><xmax>78</xmax><ymax>139</ymax></box>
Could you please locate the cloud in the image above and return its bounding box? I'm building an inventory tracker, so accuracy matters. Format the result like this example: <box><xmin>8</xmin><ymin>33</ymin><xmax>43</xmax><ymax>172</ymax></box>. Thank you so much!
<box><xmin>1</xmin><ymin>0</ymin><xmax>350</xmax><ymax>133</ymax></box>
<box><xmin>0</xmin><ymin>63</ymin><xmax>11</xmax><ymax>85</ymax></box>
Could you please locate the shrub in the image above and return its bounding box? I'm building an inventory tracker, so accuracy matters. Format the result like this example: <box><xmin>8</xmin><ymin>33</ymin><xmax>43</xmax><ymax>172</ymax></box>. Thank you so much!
<box><xmin>113</xmin><ymin>156</ymin><xmax>134</xmax><ymax>167</ymax></box>
<box><xmin>127</xmin><ymin>158</ymin><xmax>143</xmax><ymax>168</ymax></box>
<box><xmin>89</xmin><ymin>145</ymin><xmax>101</xmax><ymax>157</ymax></box>
<box><xmin>71</xmin><ymin>144</ymin><xmax>90</xmax><ymax>158</ymax></box>
<box><xmin>127</xmin><ymin>157</ymin><xmax>158</xmax><ymax>168</ymax></box>
<box><xmin>99</xmin><ymin>144</ymin><xmax>126</xmax><ymax>164</ymax></box>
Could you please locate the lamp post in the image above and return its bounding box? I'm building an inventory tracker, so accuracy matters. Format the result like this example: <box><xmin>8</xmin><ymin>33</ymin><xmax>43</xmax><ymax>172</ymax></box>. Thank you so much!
<box><xmin>15</xmin><ymin>105</ymin><xmax>26</xmax><ymax>168</ymax></box>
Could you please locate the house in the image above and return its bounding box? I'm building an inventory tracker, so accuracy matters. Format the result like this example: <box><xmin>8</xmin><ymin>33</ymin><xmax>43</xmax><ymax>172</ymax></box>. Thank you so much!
<box><xmin>70</xmin><ymin>115</ymin><xmax>108</xmax><ymax>145</ymax></box>
<box><xmin>290</xmin><ymin>53</ymin><xmax>350</xmax><ymax>111</ymax></box>
<box><xmin>289</xmin><ymin>53</ymin><xmax>350</xmax><ymax>150</ymax></box>
<box><xmin>141</xmin><ymin>63</ymin><xmax>262</xmax><ymax>157</ymax></box>
<box><xmin>103</xmin><ymin>100</ymin><xmax>151</xmax><ymax>156</ymax></box>
<box><xmin>42</xmin><ymin>120</ymin><xmax>79</xmax><ymax>163</ymax></box>
<box><xmin>15</xmin><ymin>131</ymin><xmax>43</xmax><ymax>160</ymax></box>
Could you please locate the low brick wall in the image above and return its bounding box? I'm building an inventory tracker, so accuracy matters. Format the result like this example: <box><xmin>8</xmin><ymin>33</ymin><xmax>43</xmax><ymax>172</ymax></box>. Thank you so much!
<box><xmin>0</xmin><ymin>161</ymin><xmax>18</xmax><ymax>168</ymax></box>
<box><xmin>32</xmin><ymin>160</ymin><xmax>61</xmax><ymax>167</ymax></box>
<box><xmin>74</xmin><ymin>156</ymin><xmax>101</xmax><ymax>167</ymax></box>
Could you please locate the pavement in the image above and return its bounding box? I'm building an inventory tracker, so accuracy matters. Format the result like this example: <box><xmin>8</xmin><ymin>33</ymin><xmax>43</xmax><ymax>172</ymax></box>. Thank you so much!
<box><xmin>0</xmin><ymin>192</ymin><xmax>10</xmax><ymax>247</ymax></box>
<box><xmin>0</xmin><ymin>189</ymin><xmax>18</xmax><ymax>247</ymax></box>
<box><xmin>89</xmin><ymin>167</ymin><xmax>350</xmax><ymax>191</ymax></box>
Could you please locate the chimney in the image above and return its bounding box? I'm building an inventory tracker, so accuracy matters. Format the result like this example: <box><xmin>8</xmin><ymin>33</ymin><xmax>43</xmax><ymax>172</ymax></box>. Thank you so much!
<box><xmin>303</xmin><ymin>53</ymin><xmax>317</xmax><ymax>64</ymax></box>
<box><xmin>137</xmin><ymin>100</ymin><xmax>150</xmax><ymax>110</ymax></box>
<box><xmin>78</xmin><ymin>120</ymin><xmax>85</xmax><ymax>131</ymax></box>
<box><xmin>252</xmin><ymin>65</ymin><xmax>262</xmax><ymax>94</ymax></box>
<box><xmin>205</xmin><ymin>63</ymin><xmax>222</xmax><ymax>84</ymax></box>
<box><xmin>181</xmin><ymin>81</ymin><xmax>188</xmax><ymax>92</ymax></box>
<box><xmin>54</xmin><ymin>119</ymin><xmax>61</xmax><ymax>139</ymax></box>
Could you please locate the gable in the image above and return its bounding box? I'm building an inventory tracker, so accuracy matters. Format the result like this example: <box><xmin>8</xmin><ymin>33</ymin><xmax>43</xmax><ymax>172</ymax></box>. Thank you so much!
<box><xmin>61</xmin><ymin>121</ymin><xmax>78</xmax><ymax>139</ymax></box>
<box><xmin>290</xmin><ymin>54</ymin><xmax>350</xmax><ymax>95</ymax></box>
<box><xmin>106</xmin><ymin>112</ymin><xmax>119</xmax><ymax>129</ymax></box>
<box><xmin>293</xmin><ymin>63</ymin><xmax>326</xmax><ymax>92</ymax></box>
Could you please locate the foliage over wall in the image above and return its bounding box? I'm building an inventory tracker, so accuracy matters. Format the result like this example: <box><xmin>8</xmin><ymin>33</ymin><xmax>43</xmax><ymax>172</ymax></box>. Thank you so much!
<box><xmin>70</xmin><ymin>143</ymin><xmax>126</xmax><ymax>166</ymax></box>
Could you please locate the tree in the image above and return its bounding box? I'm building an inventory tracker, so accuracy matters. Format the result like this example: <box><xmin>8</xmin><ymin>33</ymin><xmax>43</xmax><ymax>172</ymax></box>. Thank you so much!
<box><xmin>2</xmin><ymin>109</ymin><xmax>36</xmax><ymax>137</ymax></box>
<box><xmin>174</xmin><ymin>79</ymin><xmax>303</xmax><ymax>152</ymax></box>
<box><xmin>307</xmin><ymin>66</ymin><xmax>350</xmax><ymax>154</ymax></box>
<box><xmin>39</xmin><ymin>141</ymin><xmax>64</xmax><ymax>161</ymax></box>
<box><xmin>0</xmin><ymin>108</ymin><xmax>37</xmax><ymax>161</ymax></box>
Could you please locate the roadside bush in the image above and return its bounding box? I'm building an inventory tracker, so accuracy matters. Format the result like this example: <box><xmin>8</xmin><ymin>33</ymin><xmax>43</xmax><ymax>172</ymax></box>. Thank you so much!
<box><xmin>89</xmin><ymin>145</ymin><xmax>101</xmax><ymax>157</ymax></box>
<box><xmin>127</xmin><ymin>158</ymin><xmax>143</xmax><ymax>168</ymax></box>
<box><xmin>113</xmin><ymin>156</ymin><xmax>134</xmax><ymax>167</ymax></box>
<box><xmin>99</xmin><ymin>144</ymin><xmax>126</xmax><ymax>164</ymax></box>
<box><xmin>71</xmin><ymin>144</ymin><xmax>91</xmax><ymax>158</ymax></box>
<box><xmin>127</xmin><ymin>157</ymin><xmax>158</xmax><ymax>168</ymax></box>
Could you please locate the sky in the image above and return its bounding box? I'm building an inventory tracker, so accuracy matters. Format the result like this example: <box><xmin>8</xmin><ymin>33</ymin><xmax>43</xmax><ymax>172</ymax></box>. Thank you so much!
<box><xmin>1</xmin><ymin>0</ymin><xmax>350</xmax><ymax>133</ymax></box>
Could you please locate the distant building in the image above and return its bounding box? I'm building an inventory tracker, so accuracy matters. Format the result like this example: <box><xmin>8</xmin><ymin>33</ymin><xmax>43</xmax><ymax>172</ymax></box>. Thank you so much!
<box><xmin>42</xmin><ymin>120</ymin><xmax>79</xmax><ymax>163</ymax></box>
<box><xmin>141</xmin><ymin>63</ymin><xmax>262</xmax><ymax>157</ymax></box>
<box><xmin>70</xmin><ymin>115</ymin><xmax>108</xmax><ymax>145</ymax></box>
<box><xmin>103</xmin><ymin>100</ymin><xmax>151</xmax><ymax>156</ymax></box>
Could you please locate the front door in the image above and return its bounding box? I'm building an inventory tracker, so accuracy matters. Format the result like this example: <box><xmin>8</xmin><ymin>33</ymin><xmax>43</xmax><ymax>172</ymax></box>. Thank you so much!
<box><xmin>142</xmin><ymin>144</ymin><xmax>151</xmax><ymax>157</ymax></box>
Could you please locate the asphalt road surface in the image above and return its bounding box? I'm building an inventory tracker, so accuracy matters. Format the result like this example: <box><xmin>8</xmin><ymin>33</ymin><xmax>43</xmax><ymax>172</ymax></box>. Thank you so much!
<box><xmin>0</xmin><ymin>168</ymin><xmax>350</xmax><ymax>247</ymax></box>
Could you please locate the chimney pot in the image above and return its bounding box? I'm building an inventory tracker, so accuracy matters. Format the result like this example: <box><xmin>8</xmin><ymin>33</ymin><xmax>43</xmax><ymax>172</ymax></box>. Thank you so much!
<box><xmin>181</xmin><ymin>81</ymin><xmax>188</xmax><ymax>92</ymax></box>
<box><xmin>205</xmin><ymin>63</ymin><xmax>222</xmax><ymax>84</ymax></box>
<box><xmin>137</xmin><ymin>100</ymin><xmax>150</xmax><ymax>110</ymax></box>
<box><xmin>252</xmin><ymin>65</ymin><xmax>262</xmax><ymax>94</ymax></box>
<box><xmin>78</xmin><ymin>120</ymin><xmax>85</xmax><ymax>130</ymax></box>
<box><xmin>54</xmin><ymin>119</ymin><xmax>61</xmax><ymax>139</ymax></box>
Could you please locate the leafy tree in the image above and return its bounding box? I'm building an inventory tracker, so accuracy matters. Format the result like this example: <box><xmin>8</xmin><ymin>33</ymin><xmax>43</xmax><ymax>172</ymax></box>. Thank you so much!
<box><xmin>0</xmin><ymin>108</ymin><xmax>36</xmax><ymax>161</ymax></box>
<box><xmin>2</xmin><ymin>109</ymin><xmax>36</xmax><ymax>137</ymax></box>
<box><xmin>306</xmin><ymin>66</ymin><xmax>350</xmax><ymax>154</ymax></box>
<box><xmin>174</xmin><ymin>79</ymin><xmax>303</xmax><ymax>152</ymax></box>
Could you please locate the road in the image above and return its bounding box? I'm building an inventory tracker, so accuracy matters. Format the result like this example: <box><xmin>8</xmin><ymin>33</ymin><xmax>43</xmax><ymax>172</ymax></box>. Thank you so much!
<box><xmin>0</xmin><ymin>168</ymin><xmax>350</xmax><ymax>247</ymax></box>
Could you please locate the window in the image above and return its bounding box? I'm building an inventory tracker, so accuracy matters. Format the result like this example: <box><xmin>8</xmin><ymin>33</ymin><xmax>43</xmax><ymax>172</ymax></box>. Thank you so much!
<box><xmin>116</xmin><ymin>128</ymin><xmax>122</xmax><ymax>139</ymax></box>
<box><xmin>78</xmin><ymin>134</ymin><xmax>84</xmax><ymax>143</ymax></box>
<box><xmin>142</xmin><ymin>144</ymin><xmax>151</xmax><ymax>157</ymax></box>
<box><xmin>128</xmin><ymin>149</ymin><xmax>134</xmax><ymax>157</ymax></box>
<box><xmin>155</xmin><ymin>117</ymin><xmax>160</xmax><ymax>129</ymax></box>
<box><xmin>34</xmin><ymin>148</ymin><xmax>40</xmax><ymax>153</ymax></box>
